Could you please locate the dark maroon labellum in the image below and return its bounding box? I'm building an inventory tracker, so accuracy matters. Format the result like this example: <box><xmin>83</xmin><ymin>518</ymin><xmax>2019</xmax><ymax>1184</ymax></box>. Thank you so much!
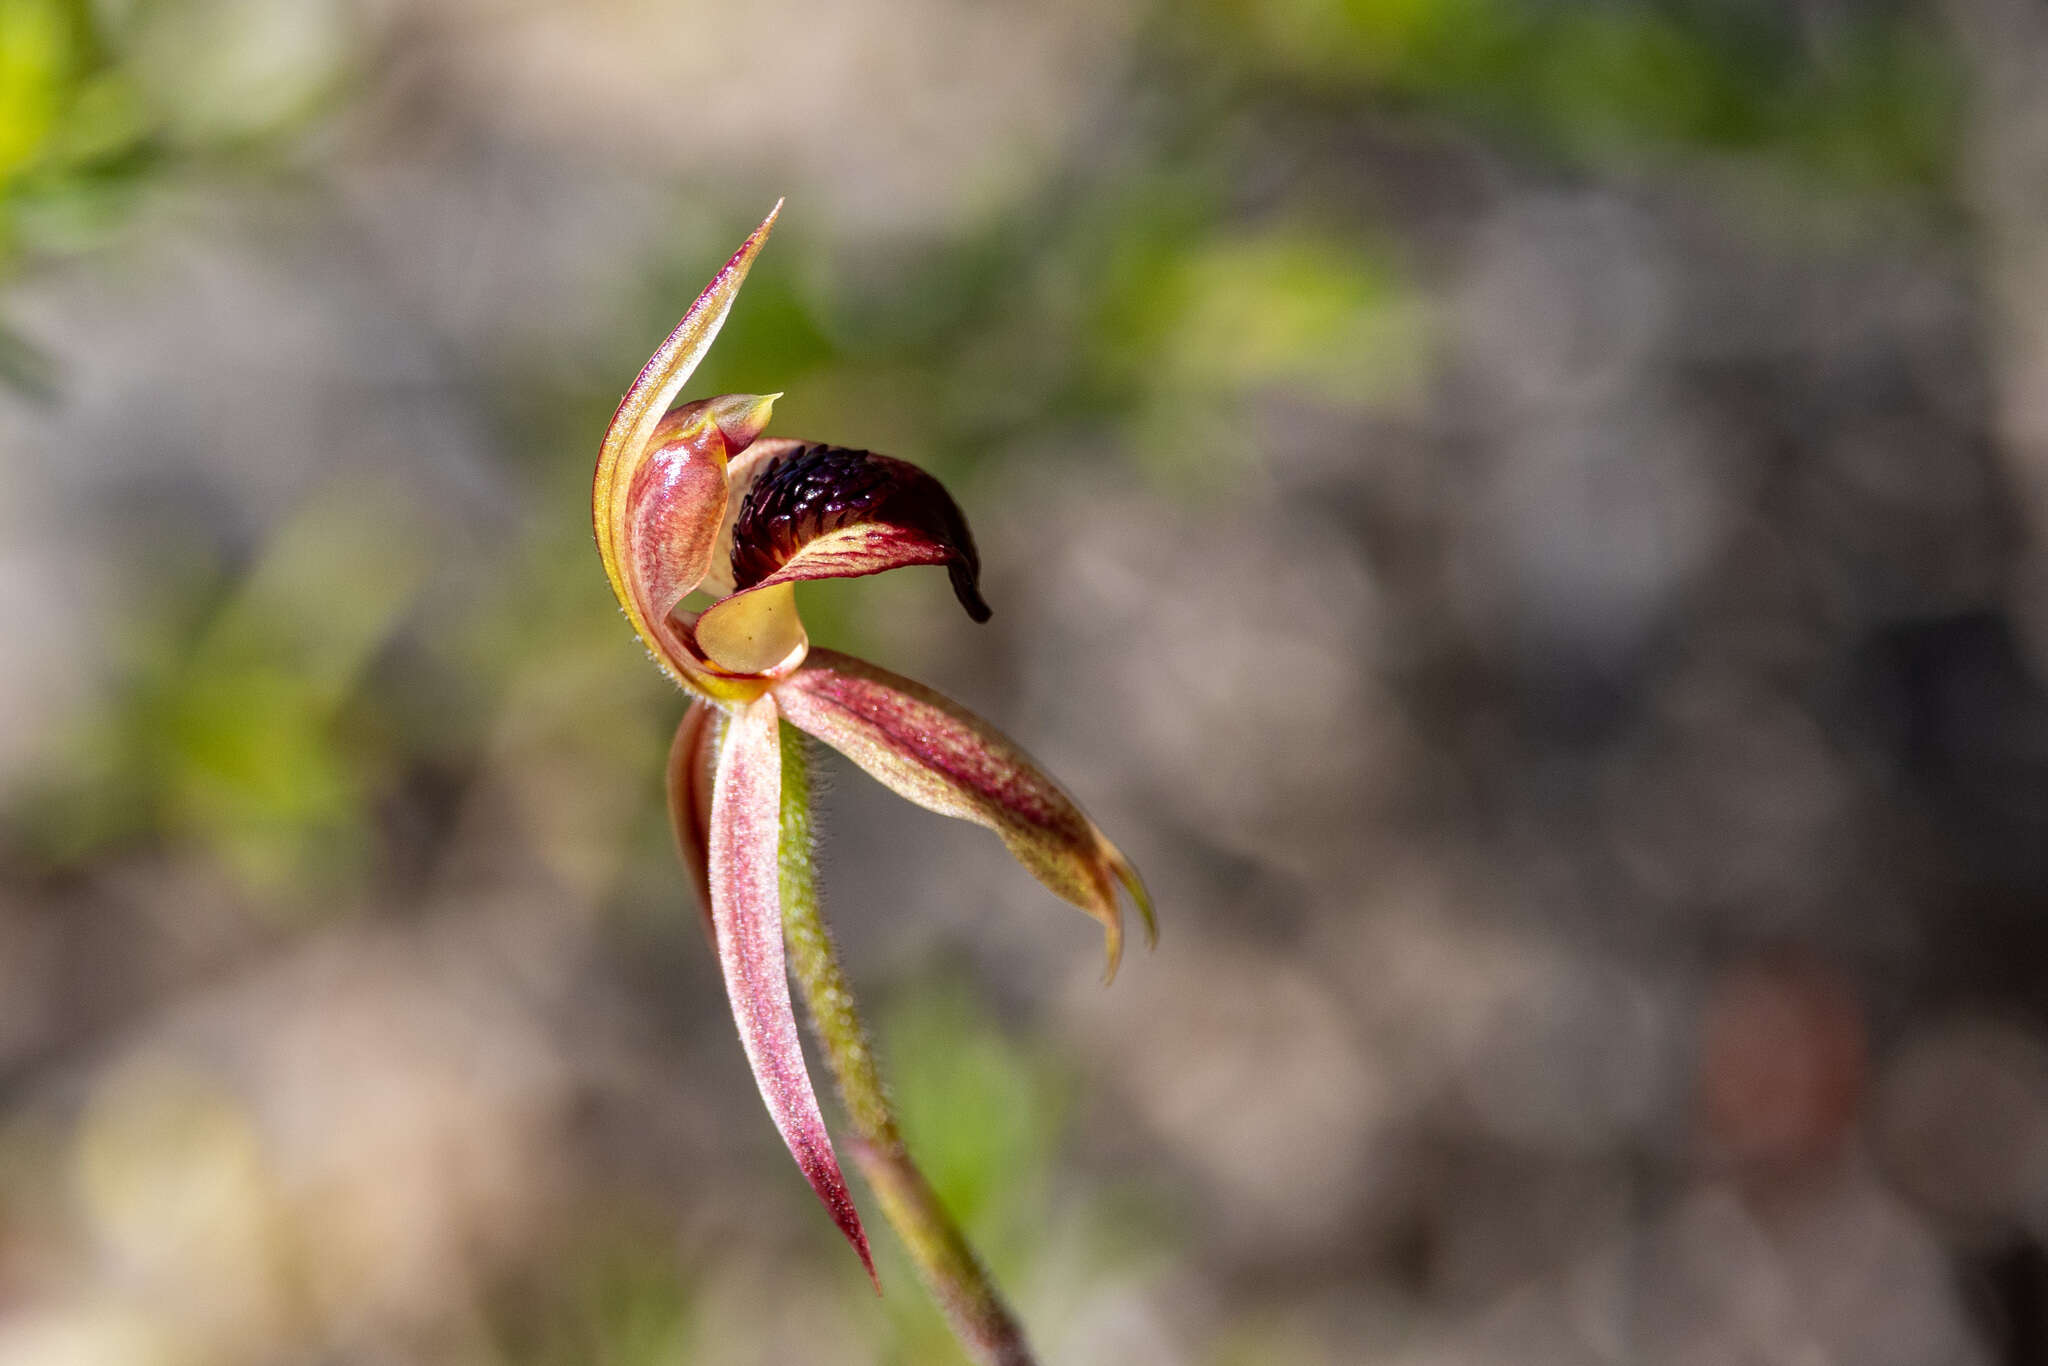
<box><xmin>730</xmin><ymin>444</ymin><xmax>992</xmax><ymax>622</ymax></box>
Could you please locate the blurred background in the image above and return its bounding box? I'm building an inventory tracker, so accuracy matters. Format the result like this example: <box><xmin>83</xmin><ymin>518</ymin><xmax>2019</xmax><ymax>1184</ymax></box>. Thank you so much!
<box><xmin>5</xmin><ymin>0</ymin><xmax>2048</xmax><ymax>1362</ymax></box>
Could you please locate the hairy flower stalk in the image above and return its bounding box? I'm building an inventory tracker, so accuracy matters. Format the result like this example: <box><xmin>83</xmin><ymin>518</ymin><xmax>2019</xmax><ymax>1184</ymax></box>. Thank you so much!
<box><xmin>778</xmin><ymin>725</ymin><xmax>1034</xmax><ymax>1365</ymax></box>
<box><xmin>602</xmin><ymin>203</ymin><xmax>1152</xmax><ymax>1359</ymax></box>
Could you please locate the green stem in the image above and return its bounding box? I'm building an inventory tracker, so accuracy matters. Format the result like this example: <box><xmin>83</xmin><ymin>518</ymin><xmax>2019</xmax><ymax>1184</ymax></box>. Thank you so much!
<box><xmin>777</xmin><ymin>722</ymin><xmax>1036</xmax><ymax>1366</ymax></box>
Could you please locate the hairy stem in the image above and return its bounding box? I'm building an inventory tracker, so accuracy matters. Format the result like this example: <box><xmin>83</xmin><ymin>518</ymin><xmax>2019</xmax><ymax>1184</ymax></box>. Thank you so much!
<box><xmin>777</xmin><ymin>722</ymin><xmax>1036</xmax><ymax>1366</ymax></box>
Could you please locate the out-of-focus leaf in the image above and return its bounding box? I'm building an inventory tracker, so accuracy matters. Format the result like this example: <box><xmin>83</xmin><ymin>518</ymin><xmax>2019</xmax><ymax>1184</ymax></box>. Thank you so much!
<box><xmin>882</xmin><ymin>984</ymin><xmax>1067</xmax><ymax>1236</ymax></box>
<box><xmin>0</xmin><ymin>0</ymin><xmax>69</xmax><ymax>189</ymax></box>
<box><xmin>29</xmin><ymin>483</ymin><xmax>429</xmax><ymax>894</ymax></box>
<box><xmin>1194</xmin><ymin>0</ymin><xmax>1961</xmax><ymax>193</ymax></box>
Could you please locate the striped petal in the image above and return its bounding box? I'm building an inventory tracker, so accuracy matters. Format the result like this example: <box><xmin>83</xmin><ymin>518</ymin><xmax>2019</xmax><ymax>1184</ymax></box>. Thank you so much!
<box><xmin>593</xmin><ymin>203</ymin><xmax>780</xmax><ymax>688</ymax></box>
<box><xmin>696</xmin><ymin>445</ymin><xmax>990</xmax><ymax>675</ymax></box>
<box><xmin>709</xmin><ymin>693</ymin><xmax>875</xmax><ymax>1281</ymax></box>
<box><xmin>774</xmin><ymin>649</ymin><xmax>1154</xmax><ymax>979</ymax></box>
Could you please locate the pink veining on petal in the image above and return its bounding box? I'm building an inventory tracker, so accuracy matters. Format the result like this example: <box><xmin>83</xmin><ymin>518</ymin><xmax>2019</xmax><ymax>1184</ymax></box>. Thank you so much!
<box><xmin>626</xmin><ymin>422</ymin><xmax>730</xmax><ymax>625</ymax></box>
<box><xmin>775</xmin><ymin>649</ymin><xmax>1154</xmax><ymax>979</ymax></box>
<box><xmin>782</xmin><ymin>653</ymin><xmax>1074</xmax><ymax>832</ymax></box>
<box><xmin>709</xmin><ymin>693</ymin><xmax>875</xmax><ymax>1284</ymax></box>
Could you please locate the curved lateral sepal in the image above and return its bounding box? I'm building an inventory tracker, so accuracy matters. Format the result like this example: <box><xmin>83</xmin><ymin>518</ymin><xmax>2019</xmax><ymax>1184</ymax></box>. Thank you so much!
<box><xmin>776</xmin><ymin>648</ymin><xmax>1155</xmax><ymax>980</ymax></box>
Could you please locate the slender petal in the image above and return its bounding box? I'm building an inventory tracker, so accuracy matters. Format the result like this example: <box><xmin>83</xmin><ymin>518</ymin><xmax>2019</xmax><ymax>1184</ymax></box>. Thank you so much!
<box><xmin>775</xmin><ymin>650</ymin><xmax>1155</xmax><ymax>979</ymax></box>
<box><xmin>697</xmin><ymin>444</ymin><xmax>990</xmax><ymax>674</ymax></box>
<box><xmin>665</xmin><ymin>699</ymin><xmax>719</xmax><ymax>938</ymax></box>
<box><xmin>709</xmin><ymin>693</ymin><xmax>874</xmax><ymax>1282</ymax></box>
<box><xmin>593</xmin><ymin>204</ymin><xmax>779</xmax><ymax>686</ymax></box>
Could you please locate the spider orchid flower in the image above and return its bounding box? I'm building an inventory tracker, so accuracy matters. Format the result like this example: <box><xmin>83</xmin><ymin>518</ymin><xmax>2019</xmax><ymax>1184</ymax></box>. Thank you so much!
<box><xmin>593</xmin><ymin>203</ymin><xmax>1154</xmax><ymax>1288</ymax></box>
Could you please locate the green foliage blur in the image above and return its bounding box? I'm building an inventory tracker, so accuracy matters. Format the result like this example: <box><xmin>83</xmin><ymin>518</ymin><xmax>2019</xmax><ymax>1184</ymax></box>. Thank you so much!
<box><xmin>19</xmin><ymin>0</ymin><xmax>1960</xmax><ymax>907</ymax></box>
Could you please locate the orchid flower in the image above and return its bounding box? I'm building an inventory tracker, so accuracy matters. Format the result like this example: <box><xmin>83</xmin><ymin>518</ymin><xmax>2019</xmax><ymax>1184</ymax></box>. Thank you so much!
<box><xmin>593</xmin><ymin>203</ymin><xmax>1153</xmax><ymax>1355</ymax></box>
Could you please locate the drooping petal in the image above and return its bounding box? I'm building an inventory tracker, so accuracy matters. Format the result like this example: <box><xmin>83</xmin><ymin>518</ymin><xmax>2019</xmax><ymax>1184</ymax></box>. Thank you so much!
<box><xmin>665</xmin><ymin>699</ymin><xmax>719</xmax><ymax>938</ymax></box>
<box><xmin>593</xmin><ymin>203</ymin><xmax>779</xmax><ymax>686</ymax></box>
<box><xmin>709</xmin><ymin>692</ymin><xmax>875</xmax><ymax>1282</ymax></box>
<box><xmin>696</xmin><ymin>444</ymin><xmax>990</xmax><ymax>675</ymax></box>
<box><xmin>775</xmin><ymin>649</ymin><xmax>1155</xmax><ymax>979</ymax></box>
<box><xmin>728</xmin><ymin>444</ymin><xmax>991</xmax><ymax>618</ymax></box>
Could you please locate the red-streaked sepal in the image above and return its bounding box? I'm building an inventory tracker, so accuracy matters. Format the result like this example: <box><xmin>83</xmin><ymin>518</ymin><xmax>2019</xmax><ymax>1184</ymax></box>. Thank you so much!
<box><xmin>593</xmin><ymin>202</ymin><xmax>780</xmax><ymax>686</ymax></box>
<box><xmin>696</xmin><ymin>445</ymin><xmax>990</xmax><ymax>675</ymax></box>
<box><xmin>775</xmin><ymin>649</ymin><xmax>1155</xmax><ymax>979</ymax></box>
<box><xmin>709</xmin><ymin>693</ymin><xmax>875</xmax><ymax>1282</ymax></box>
<box><xmin>665</xmin><ymin>699</ymin><xmax>719</xmax><ymax>938</ymax></box>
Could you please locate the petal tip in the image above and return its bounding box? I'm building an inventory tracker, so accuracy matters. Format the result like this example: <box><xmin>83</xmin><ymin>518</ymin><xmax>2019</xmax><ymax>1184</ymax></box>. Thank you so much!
<box><xmin>794</xmin><ymin>1145</ymin><xmax>877</xmax><ymax>1289</ymax></box>
<box><xmin>747</xmin><ymin>200</ymin><xmax>783</xmax><ymax>250</ymax></box>
<box><xmin>830</xmin><ymin>1191</ymin><xmax>879</xmax><ymax>1292</ymax></box>
<box><xmin>1099</xmin><ymin>847</ymin><xmax>1154</xmax><ymax>984</ymax></box>
<box><xmin>948</xmin><ymin>561</ymin><xmax>993</xmax><ymax>623</ymax></box>
<box><xmin>1099</xmin><ymin>920</ymin><xmax>1124</xmax><ymax>985</ymax></box>
<box><xmin>1113</xmin><ymin>852</ymin><xmax>1158</xmax><ymax>951</ymax></box>
<box><xmin>707</xmin><ymin>391</ymin><xmax>779</xmax><ymax>453</ymax></box>
<box><xmin>859</xmin><ymin>1240</ymin><xmax>881</xmax><ymax>1295</ymax></box>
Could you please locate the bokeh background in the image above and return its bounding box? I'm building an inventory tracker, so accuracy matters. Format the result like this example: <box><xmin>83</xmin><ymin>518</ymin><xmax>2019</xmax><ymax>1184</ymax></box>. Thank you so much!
<box><xmin>6</xmin><ymin>0</ymin><xmax>2048</xmax><ymax>1362</ymax></box>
